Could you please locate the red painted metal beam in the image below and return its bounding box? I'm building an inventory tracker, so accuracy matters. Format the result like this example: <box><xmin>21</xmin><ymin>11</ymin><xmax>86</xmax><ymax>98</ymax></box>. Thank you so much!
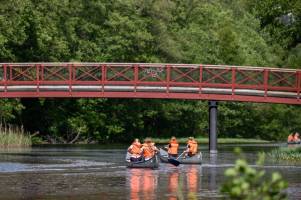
<box><xmin>1</xmin><ymin>91</ymin><xmax>301</xmax><ymax>105</ymax></box>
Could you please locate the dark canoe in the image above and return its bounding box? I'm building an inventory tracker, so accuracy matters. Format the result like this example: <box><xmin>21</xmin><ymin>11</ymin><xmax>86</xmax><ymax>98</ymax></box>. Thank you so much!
<box><xmin>287</xmin><ymin>141</ymin><xmax>301</xmax><ymax>145</ymax></box>
<box><xmin>125</xmin><ymin>152</ymin><xmax>159</xmax><ymax>169</ymax></box>
<box><xmin>159</xmin><ymin>149</ymin><xmax>202</xmax><ymax>165</ymax></box>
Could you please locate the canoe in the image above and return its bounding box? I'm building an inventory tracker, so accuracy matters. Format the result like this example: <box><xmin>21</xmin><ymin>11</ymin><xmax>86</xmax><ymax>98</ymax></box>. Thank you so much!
<box><xmin>287</xmin><ymin>141</ymin><xmax>301</xmax><ymax>145</ymax></box>
<box><xmin>125</xmin><ymin>152</ymin><xmax>159</xmax><ymax>169</ymax></box>
<box><xmin>159</xmin><ymin>149</ymin><xmax>202</xmax><ymax>165</ymax></box>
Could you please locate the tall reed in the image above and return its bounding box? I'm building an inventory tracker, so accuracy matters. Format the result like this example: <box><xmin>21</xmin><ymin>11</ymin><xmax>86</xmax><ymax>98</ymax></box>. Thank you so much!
<box><xmin>267</xmin><ymin>146</ymin><xmax>301</xmax><ymax>161</ymax></box>
<box><xmin>0</xmin><ymin>125</ymin><xmax>32</xmax><ymax>148</ymax></box>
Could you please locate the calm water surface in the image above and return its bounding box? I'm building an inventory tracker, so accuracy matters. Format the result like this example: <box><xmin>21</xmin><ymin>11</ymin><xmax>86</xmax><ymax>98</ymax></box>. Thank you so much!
<box><xmin>0</xmin><ymin>144</ymin><xmax>300</xmax><ymax>200</ymax></box>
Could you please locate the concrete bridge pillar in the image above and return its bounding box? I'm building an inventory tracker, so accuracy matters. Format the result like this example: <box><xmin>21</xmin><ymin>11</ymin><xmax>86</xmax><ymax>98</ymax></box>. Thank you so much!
<box><xmin>209</xmin><ymin>101</ymin><xmax>218</xmax><ymax>154</ymax></box>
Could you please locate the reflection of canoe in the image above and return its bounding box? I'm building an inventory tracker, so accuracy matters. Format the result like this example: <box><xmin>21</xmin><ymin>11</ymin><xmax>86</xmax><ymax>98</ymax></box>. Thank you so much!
<box><xmin>159</xmin><ymin>149</ymin><xmax>202</xmax><ymax>165</ymax></box>
<box><xmin>287</xmin><ymin>141</ymin><xmax>301</xmax><ymax>145</ymax></box>
<box><xmin>125</xmin><ymin>152</ymin><xmax>159</xmax><ymax>169</ymax></box>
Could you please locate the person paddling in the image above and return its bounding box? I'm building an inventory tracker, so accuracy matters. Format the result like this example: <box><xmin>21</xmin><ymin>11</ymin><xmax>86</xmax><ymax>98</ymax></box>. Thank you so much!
<box><xmin>166</xmin><ymin>136</ymin><xmax>179</xmax><ymax>158</ymax></box>
<box><xmin>141</xmin><ymin>138</ymin><xmax>158</xmax><ymax>161</ymax></box>
<box><xmin>287</xmin><ymin>133</ymin><xmax>295</xmax><ymax>143</ymax></box>
<box><xmin>128</xmin><ymin>138</ymin><xmax>142</xmax><ymax>162</ymax></box>
<box><xmin>293</xmin><ymin>132</ymin><xmax>300</xmax><ymax>143</ymax></box>
<box><xmin>184</xmin><ymin>137</ymin><xmax>198</xmax><ymax>157</ymax></box>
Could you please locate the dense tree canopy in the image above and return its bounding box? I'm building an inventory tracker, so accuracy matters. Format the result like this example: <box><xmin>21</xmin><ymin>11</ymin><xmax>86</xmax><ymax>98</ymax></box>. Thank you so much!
<box><xmin>0</xmin><ymin>0</ymin><xmax>300</xmax><ymax>142</ymax></box>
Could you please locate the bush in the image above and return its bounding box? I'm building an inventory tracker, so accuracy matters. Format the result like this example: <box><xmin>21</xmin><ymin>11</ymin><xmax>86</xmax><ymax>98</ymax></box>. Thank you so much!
<box><xmin>220</xmin><ymin>148</ymin><xmax>287</xmax><ymax>200</ymax></box>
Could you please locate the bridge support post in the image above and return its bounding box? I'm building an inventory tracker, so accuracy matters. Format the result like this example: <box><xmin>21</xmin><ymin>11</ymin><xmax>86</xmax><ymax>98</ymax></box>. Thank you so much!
<box><xmin>209</xmin><ymin>101</ymin><xmax>218</xmax><ymax>154</ymax></box>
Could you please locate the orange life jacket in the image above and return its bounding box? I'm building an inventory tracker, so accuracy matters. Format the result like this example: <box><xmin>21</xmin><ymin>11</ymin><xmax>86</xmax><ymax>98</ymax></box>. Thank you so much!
<box><xmin>187</xmin><ymin>140</ymin><xmax>198</xmax><ymax>155</ymax></box>
<box><xmin>129</xmin><ymin>142</ymin><xmax>141</xmax><ymax>157</ymax></box>
<box><xmin>168</xmin><ymin>140</ymin><xmax>179</xmax><ymax>155</ymax></box>
<box><xmin>142</xmin><ymin>143</ymin><xmax>155</xmax><ymax>159</ymax></box>
<box><xmin>288</xmin><ymin>134</ymin><xmax>294</xmax><ymax>142</ymax></box>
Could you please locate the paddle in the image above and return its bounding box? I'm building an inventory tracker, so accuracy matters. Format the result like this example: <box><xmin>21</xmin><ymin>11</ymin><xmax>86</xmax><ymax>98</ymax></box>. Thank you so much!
<box><xmin>168</xmin><ymin>151</ymin><xmax>185</xmax><ymax>166</ymax></box>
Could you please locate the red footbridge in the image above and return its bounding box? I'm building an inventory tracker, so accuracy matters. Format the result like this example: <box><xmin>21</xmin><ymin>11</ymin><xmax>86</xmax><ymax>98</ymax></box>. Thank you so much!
<box><xmin>0</xmin><ymin>62</ymin><xmax>300</xmax><ymax>104</ymax></box>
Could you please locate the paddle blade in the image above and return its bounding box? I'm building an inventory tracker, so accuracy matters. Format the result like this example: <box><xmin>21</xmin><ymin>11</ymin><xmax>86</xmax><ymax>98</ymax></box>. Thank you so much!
<box><xmin>168</xmin><ymin>158</ymin><xmax>180</xmax><ymax>166</ymax></box>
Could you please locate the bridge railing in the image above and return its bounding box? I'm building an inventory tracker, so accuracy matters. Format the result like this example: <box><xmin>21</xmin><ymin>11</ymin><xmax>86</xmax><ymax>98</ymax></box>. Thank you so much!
<box><xmin>0</xmin><ymin>63</ymin><xmax>300</xmax><ymax>103</ymax></box>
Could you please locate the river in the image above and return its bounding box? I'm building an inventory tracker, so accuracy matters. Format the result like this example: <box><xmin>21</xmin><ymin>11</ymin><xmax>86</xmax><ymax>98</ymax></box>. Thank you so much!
<box><xmin>0</xmin><ymin>144</ymin><xmax>300</xmax><ymax>200</ymax></box>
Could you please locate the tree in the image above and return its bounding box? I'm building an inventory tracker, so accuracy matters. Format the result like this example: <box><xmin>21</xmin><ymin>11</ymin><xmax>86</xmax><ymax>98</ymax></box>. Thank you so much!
<box><xmin>0</xmin><ymin>99</ymin><xmax>24</xmax><ymax>127</ymax></box>
<box><xmin>1</xmin><ymin>0</ymin><xmax>300</xmax><ymax>143</ymax></box>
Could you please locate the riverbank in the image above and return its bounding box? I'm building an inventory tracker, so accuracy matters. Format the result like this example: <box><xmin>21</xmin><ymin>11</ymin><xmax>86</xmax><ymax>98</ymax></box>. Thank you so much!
<box><xmin>32</xmin><ymin>136</ymin><xmax>270</xmax><ymax>145</ymax></box>
<box><xmin>0</xmin><ymin>126</ymin><xmax>32</xmax><ymax>148</ymax></box>
<box><xmin>152</xmin><ymin>137</ymin><xmax>269</xmax><ymax>144</ymax></box>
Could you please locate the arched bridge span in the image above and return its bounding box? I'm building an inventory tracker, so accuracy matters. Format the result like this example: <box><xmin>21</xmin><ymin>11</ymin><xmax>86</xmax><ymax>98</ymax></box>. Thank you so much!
<box><xmin>0</xmin><ymin>63</ymin><xmax>300</xmax><ymax>104</ymax></box>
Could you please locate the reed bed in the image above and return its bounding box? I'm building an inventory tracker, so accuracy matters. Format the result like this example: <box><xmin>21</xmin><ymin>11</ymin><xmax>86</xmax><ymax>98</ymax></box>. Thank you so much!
<box><xmin>267</xmin><ymin>146</ymin><xmax>301</xmax><ymax>161</ymax></box>
<box><xmin>0</xmin><ymin>126</ymin><xmax>32</xmax><ymax>148</ymax></box>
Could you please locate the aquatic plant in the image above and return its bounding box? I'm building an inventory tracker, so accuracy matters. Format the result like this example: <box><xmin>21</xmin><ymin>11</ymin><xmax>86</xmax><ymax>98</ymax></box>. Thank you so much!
<box><xmin>0</xmin><ymin>125</ymin><xmax>32</xmax><ymax>148</ymax></box>
<box><xmin>221</xmin><ymin>148</ymin><xmax>287</xmax><ymax>200</ymax></box>
<box><xmin>267</xmin><ymin>147</ymin><xmax>301</xmax><ymax>161</ymax></box>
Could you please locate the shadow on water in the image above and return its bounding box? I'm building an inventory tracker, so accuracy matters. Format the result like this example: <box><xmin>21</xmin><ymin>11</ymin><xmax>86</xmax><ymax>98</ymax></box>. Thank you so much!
<box><xmin>0</xmin><ymin>144</ymin><xmax>300</xmax><ymax>199</ymax></box>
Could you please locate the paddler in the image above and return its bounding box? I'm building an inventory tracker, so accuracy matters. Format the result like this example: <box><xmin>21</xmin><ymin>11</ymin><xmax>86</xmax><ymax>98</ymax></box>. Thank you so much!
<box><xmin>166</xmin><ymin>136</ymin><xmax>179</xmax><ymax>158</ymax></box>
<box><xmin>141</xmin><ymin>137</ymin><xmax>158</xmax><ymax>161</ymax></box>
<box><xmin>287</xmin><ymin>133</ymin><xmax>295</xmax><ymax>143</ymax></box>
<box><xmin>294</xmin><ymin>132</ymin><xmax>300</xmax><ymax>143</ymax></box>
<box><xmin>127</xmin><ymin>138</ymin><xmax>142</xmax><ymax>162</ymax></box>
<box><xmin>184</xmin><ymin>137</ymin><xmax>198</xmax><ymax>157</ymax></box>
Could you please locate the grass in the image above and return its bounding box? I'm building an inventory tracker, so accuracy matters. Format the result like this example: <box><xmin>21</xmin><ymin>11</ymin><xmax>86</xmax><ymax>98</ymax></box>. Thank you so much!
<box><xmin>267</xmin><ymin>146</ymin><xmax>301</xmax><ymax>161</ymax></box>
<box><xmin>152</xmin><ymin>137</ymin><xmax>269</xmax><ymax>144</ymax></box>
<box><xmin>0</xmin><ymin>126</ymin><xmax>32</xmax><ymax>148</ymax></box>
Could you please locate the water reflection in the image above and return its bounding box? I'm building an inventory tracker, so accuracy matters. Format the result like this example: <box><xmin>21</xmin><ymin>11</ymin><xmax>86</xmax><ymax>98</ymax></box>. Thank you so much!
<box><xmin>127</xmin><ymin>165</ymin><xmax>203</xmax><ymax>200</ymax></box>
<box><xmin>186</xmin><ymin>165</ymin><xmax>201</xmax><ymax>199</ymax></box>
<box><xmin>168</xmin><ymin>170</ymin><xmax>179</xmax><ymax>200</ymax></box>
<box><xmin>209</xmin><ymin>154</ymin><xmax>217</xmax><ymax>191</ymax></box>
<box><xmin>127</xmin><ymin>169</ymin><xmax>158</xmax><ymax>200</ymax></box>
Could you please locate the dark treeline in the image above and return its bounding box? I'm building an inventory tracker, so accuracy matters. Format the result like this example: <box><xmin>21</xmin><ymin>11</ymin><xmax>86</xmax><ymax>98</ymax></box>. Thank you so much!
<box><xmin>0</xmin><ymin>0</ymin><xmax>300</xmax><ymax>143</ymax></box>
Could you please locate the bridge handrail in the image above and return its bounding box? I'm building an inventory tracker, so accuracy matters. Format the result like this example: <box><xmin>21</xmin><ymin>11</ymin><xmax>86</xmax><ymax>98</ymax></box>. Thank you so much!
<box><xmin>0</xmin><ymin>62</ymin><xmax>300</xmax><ymax>104</ymax></box>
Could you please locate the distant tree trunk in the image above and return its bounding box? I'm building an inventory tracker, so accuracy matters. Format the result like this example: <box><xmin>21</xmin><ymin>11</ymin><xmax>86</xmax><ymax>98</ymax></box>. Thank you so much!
<box><xmin>69</xmin><ymin>132</ymin><xmax>80</xmax><ymax>144</ymax></box>
<box><xmin>31</xmin><ymin>131</ymin><xmax>40</xmax><ymax>137</ymax></box>
<box><xmin>3</xmin><ymin>119</ymin><xmax>7</xmax><ymax>128</ymax></box>
<box><xmin>46</xmin><ymin>135</ymin><xmax>56</xmax><ymax>144</ymax></box>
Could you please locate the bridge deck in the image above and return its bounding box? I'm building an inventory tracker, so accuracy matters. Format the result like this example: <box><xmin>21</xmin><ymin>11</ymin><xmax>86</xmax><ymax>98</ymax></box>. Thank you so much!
<box><xmin>0</xmin><ymin>63</ymin><xmax>300</xmax><ymax>104</ymax></box>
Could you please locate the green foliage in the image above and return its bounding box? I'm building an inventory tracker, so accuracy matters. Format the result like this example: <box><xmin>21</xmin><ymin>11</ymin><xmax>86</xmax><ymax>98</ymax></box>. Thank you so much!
<box><xmin>21</xmin><ymin>99</ymin><xmax>207</xmax><ymax>143</ymax></box>
<box><xmin>248</xmin><ymin>0</ymin><xmax>301</xmax><ymax>49</ymax></box>
<box><xmin>0</xmin><ymin>0</ymin><xmax>279</xmax><ymax>64</ymax></box>
<box><xmin>31</xmin><ymin>136</ymin><xmax>44</xmax><ymax>145</ymax></box>
<box><xmin>67</xmin><ymin>116</ymin><xmax>88</xmax><ymax>143</ymax></box>
<box><xmin>256</xmin><ymin>104</ymin><xmax>301</xmax><ymax>140</ymax></box>
<box><xmin>0</xmin><ymin>99</ymin><xmax>24</xmax><ymax>126</ymax></box>
<box><xmin>221</xmin><ymin>149</ymin><xmax>288</xmax><ymax>200</ymax></box>
<box><xmin>286</xmin><ymin>44</ymin><xmax>301</xmax><ymax>68</ymax></box>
